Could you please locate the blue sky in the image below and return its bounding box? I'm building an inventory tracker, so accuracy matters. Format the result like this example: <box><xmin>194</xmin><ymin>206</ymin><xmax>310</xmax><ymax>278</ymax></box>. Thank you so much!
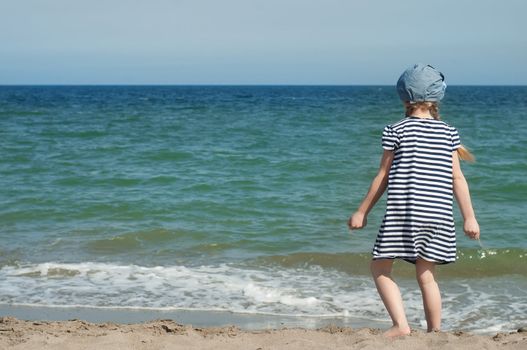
<box><xmin>1</xmin><ymin>0</ymin><xmax>526</xmax><ymax>85</ymax></box>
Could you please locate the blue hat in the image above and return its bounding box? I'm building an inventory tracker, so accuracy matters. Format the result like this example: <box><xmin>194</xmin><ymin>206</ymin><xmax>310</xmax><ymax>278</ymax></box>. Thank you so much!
<box><xmin>396</xmin><ymin>63</ymin><xmax>446</xmax><ymax>102</ymax></box>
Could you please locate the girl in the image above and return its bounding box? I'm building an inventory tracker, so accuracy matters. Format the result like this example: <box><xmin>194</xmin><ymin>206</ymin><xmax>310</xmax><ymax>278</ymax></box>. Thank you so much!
<box><xmin>348</xmin><ymin>64</ymin><xmax>480</xmax><ymax>337</ymax></box>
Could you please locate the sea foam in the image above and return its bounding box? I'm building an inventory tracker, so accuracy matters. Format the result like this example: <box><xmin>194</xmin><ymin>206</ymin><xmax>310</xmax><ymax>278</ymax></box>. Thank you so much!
<box><xmin>1</xmin><ymin>261</ymin><xmax>525</xmax><ymax>333</ymax></box>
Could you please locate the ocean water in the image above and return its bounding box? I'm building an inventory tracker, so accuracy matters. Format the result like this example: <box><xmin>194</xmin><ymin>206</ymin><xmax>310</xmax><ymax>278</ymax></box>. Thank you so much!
<box><xmin>1</xmin><ymin>85</ymin><xmax>526</xmax><ymax>333</ymax></box>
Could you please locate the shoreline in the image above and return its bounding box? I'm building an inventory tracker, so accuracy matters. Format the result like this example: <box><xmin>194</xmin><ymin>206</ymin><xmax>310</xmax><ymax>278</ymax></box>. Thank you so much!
<box><xmin>1</xmin><ymin>317</ymin><xmax>525</xmax><ymax>350</ymax></box>
<box><xmin>1</xmin><ymin>303</ymin><xmax>523</xmax><ymax>335</ymax></box>
<box><xmin>0</xmin><ymin>304</ymin><xmax>390</xmax><ymax>331</ymax></box>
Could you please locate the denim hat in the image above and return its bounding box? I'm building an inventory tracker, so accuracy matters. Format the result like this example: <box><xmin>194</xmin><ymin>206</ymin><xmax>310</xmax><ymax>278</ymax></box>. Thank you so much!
<box><xmin>396</xmin><ymin>63</ymin><xmax>446</xmax><ymax>102</ymax></box>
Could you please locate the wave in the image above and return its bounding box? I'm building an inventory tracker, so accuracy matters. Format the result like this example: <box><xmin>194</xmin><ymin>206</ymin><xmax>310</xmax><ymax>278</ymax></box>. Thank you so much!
<box><xmin>140</xmin><ymin>150</ymin><xmax>194</xmax><ymax>162</ymax></box>
<box><xmin>84</xmin><ymin>228</ymin><xmax>200</xmax><ymax>253</ymax></box>
<box><xmin>0</xmin><ymin>260</ymin><xmax>525</xmax><ymax>333</ymax></box>
<box><xmin>254</xmin><ymin>248</ymin><xmax>527</xmax><ymax>278</ymax></box>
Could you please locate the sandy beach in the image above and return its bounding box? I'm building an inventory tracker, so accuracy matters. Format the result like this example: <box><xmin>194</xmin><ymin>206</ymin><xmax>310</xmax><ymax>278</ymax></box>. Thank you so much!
<box><xmin>1</xmin><ymin>317</ymin><xmax>525</xmax><ymax>350</ymax></box>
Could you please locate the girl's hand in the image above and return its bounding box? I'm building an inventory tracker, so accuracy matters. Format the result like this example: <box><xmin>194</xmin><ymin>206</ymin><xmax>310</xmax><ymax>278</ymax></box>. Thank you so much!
<box><xmin>348</xmin><ymin>212</ymin><xmax>367</xmax><ymax>231</ymax></box>
<box><xmin>464</xmin><ymin>217</ymin><xmax>480</xmax><ymax>240</ymax></box>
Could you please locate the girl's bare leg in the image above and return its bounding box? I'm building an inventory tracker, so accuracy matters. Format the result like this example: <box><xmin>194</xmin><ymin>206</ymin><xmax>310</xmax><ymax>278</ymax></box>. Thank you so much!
<box><xmin>370</xmin><ymin>259</ymin><xmax>411</xmax><ymax>337</ymax></box>
<box><xmin>416</xmin><ymin>258</ymin><xmax>441</xmax><ymax>332</ymax></box>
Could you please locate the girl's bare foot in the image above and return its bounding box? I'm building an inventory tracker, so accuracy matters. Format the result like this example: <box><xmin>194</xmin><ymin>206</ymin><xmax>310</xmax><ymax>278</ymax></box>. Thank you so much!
<box><xmin>383</xmin><ymin>325</ymin><xmax>411</xmax><ymax>338</ymax></box>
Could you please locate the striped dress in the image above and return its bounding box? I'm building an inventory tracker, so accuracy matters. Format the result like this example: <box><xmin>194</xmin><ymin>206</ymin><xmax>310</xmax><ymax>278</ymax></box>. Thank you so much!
<box><xmin>373</xmin><ymin>116</ymin><xmax>461</xmax><ymax>264</ymax></box>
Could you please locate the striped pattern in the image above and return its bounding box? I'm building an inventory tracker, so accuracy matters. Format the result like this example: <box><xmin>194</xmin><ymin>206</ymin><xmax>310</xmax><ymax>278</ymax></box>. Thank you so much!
<box><xmin>373</xmin><ymin>116</ymin><xmax>461</xmax><ymax>264</ymax></box>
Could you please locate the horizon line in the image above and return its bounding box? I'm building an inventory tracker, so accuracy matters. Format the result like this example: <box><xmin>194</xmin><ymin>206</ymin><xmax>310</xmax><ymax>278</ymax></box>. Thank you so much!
<box><xmin>1</xmin><ymin>83</ymin><xmax>526</xmax><ymax>87</ymax></box>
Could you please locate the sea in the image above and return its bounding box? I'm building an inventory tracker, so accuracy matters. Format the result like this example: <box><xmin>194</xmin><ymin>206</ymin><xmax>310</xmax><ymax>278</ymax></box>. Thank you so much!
<box><xmin>1</xmin><ymin>85</ymin><xmax>526</xmax><ymax>334</ymax></box>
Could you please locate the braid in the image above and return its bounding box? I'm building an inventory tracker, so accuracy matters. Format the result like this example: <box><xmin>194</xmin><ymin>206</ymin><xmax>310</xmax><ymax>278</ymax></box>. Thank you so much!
<box><xmin>405</xmin><ymin>101</ymin><xmax>440</xmax><ymax>120</ymax></box>
<box><xmin>429</xmin><ymin>103</ymin><xmax>440</xmax><ymax>120</ymax></box>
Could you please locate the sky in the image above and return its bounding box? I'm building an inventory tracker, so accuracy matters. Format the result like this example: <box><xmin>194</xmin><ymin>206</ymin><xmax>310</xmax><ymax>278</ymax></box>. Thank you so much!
<box><xmin>1</xmin><ymin>0</ymin><xmax>526</xmax><ymax>85</ymax></box>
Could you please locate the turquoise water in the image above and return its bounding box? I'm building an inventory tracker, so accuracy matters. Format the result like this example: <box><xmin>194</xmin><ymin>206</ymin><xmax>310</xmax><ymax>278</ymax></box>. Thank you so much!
<box><xmin>1</xmin><ymin>86</ymin><xmax>526</xmax><ymax>333</ymax></box>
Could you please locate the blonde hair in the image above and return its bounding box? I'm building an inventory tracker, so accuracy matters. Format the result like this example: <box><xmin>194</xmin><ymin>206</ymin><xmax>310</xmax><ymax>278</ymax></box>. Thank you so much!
<box><xmin>456</xmin><ymin>145</ymin><xmax>475</xmax><ymax>162</ymax></box>
<box><xmin>404</xmin><ymin>101</ymin><xmax>475</xmax><ymax>162</ymax></box>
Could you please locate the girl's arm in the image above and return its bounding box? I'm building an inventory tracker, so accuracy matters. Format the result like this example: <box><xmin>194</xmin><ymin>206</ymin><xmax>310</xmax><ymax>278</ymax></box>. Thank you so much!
<box><xmin>452</xmin><ymin>151</ymin><xmax>480</xmax><ymax>239</ymax></box>
<box><xmin>348</xmin><ymin>150</ymin><xmax>394</xmax><ymax>230</ymax></box>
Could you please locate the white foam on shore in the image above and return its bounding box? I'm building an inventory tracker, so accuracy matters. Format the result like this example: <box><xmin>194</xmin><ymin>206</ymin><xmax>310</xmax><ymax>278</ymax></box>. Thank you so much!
<box><xmin>0</xmin><ymin>262</ymin><xmax>525</xmax><ymax>333</ymax></box>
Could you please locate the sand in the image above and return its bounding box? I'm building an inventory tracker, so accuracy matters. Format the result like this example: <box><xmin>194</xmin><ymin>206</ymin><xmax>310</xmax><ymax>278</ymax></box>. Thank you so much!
<box><xmin>1</xmin><ymin>317</ymin><xmax>526</xmax><ymax>350</ymax></box>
